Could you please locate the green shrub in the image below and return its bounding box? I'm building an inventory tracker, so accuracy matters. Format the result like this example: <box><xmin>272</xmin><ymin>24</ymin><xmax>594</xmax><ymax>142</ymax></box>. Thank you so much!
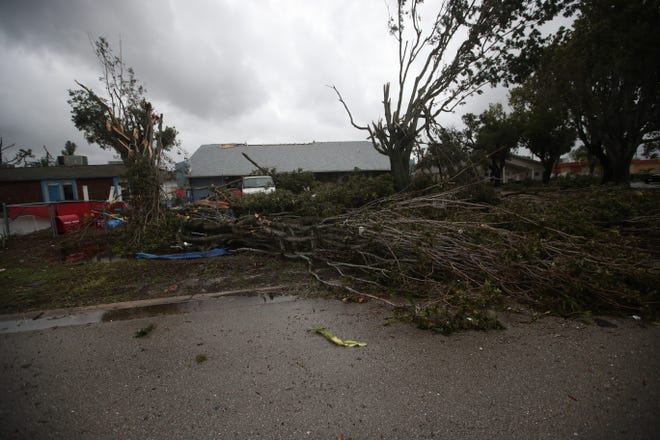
<box><xmin>233</xmin><ymin>173</ymin><xmax>395</xmax><ymax>217</ymax></box>
<box><xmin>315</xmin><ymin>174</ymin><xmax>394</xmax><ymax>210</ymax></box>
<box><xmin>235</xmin><ymin>189</ymin><xmax>299</xmax><ymax>215</ymax></box>
<box><xmin>273</xmin><ymin>169</ymin><xmax>317</xmax><ymax>194</ymax></box>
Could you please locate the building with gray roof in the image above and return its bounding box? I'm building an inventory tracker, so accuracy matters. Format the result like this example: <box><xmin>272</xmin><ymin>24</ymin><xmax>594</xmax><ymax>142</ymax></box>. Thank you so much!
<box><xmin>187</xmin><ymin>141</ymin><xmax>390</xmax><ymax>200</ymax></box>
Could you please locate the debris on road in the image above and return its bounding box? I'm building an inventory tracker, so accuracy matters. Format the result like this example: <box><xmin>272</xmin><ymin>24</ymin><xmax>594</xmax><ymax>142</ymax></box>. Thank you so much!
<box><xmin>314</xmin><ymin>327</ymin><xmax>367</xmax><ymax>347</ymax></box>
<box><xmin>134</xmin><ymin>323</ymin><xmax>155</xmax><ymax>338</ymax></box>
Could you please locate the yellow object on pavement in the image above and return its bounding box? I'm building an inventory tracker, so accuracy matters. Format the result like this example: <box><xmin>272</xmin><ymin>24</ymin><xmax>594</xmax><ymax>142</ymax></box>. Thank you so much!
<box><xmin>314</xmin><ymin>328</ymin><xmax>367</xmax><ymax>347</ymax></box>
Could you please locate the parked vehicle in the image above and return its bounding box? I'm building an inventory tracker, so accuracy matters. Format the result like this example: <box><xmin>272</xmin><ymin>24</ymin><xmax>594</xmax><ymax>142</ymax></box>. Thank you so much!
<box><xmin>242</xmin><ymin>175</ymin><xmax>276</xmax><ymax>195</ymax></box>
<box><xmin>644</xmin><ymin>174</ymin><xmax>660</xmax><ymax>184</ymax></box>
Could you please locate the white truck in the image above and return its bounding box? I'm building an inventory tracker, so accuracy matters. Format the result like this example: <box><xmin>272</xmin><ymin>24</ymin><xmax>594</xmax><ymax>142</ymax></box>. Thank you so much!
<box><xmin>241</xmin><ymin>175</ymin><xmax>276</xmax><ymax>196</ymax></box>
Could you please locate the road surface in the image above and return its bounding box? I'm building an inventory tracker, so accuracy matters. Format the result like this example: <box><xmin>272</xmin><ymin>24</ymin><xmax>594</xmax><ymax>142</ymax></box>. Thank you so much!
<box><xmin>1</xmin><ymin>294</ymin><xmax>658</xmax><ymax>439</ymax></box>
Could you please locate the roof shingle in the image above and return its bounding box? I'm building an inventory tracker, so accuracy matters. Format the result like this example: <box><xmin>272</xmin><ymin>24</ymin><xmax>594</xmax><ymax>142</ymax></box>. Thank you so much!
<box><xmin>188</xmin><ymin>141</ymin><xmax>390</xmax><ymax>177</ymax></box>
<box><xmin>0</xmin><ymin>164</ymin><xmax>127</xmax><ymax>182</ymax></box>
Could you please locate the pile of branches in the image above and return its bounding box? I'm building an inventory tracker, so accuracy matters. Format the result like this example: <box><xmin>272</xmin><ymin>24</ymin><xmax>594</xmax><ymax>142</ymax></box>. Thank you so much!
<box><xmin>178</xmin><ymin>186</ymin><xmax>659</xmax><ymax>327</ymax></box>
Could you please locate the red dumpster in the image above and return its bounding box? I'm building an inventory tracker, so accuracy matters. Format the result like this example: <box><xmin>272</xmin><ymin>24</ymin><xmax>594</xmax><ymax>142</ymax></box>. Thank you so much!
<box><xmin>56</xmin><ymin>214</ymin><xmax>80</xmax><ymax>234</ymax></box>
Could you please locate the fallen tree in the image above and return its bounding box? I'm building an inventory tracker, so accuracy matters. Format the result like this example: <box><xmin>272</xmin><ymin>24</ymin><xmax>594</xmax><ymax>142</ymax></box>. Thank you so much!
<box><xmin>178</xmin><ymin>185</ymin><xmax>659</xmax><ymax>332</ymax></box>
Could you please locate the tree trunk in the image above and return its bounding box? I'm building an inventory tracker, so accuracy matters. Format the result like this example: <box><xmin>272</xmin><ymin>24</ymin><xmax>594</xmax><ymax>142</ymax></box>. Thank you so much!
<box><xmin>582</xmin><ymin>140</ymin><xmax>612</xmax><ymax>184</ymax></box>
<box><xmin>542</xmin><ymin>167</ymin><xmax>552</xmax><ymax>184</ymax></box>
<box><xmin>581</xmin><ymin>132</ymin><xmax>636</xmax><ymax>184</ymax></box>
<box><xmin>389</xmin><ymin>149</ymin><xmax>411</xmax><ymax>192</ymax></box>
<box><xmin>604</xmin><ymin>152</ymin><xmax>633</xmax><ymax>184</ymax></box>
<box><xmin>602</xmin><ymin>142</ymin><xmax>636</xmax><ymax>184</ymax></box>
<box><xmin>589</xmin><ymin>157</ymin><xmax>597</xmax><ymax>176</ymax></box>
<box><xmin>490</xmin><ymin>158</ymin><xmax>505</xmax><ymax>185</ymax></box>
<box><xmin>600</xmin><ymin>159</ymin><xmax>613</xmax><ymax>183</ymax></box>
<box><xmin>606</xmin><ymin>161</ymin><xmax>629</xmax><ymax>183</ymax></box>
<box><xmin>541</xmin><ymin>154</ymin><xmax>560</xmax><ymax>185</ymax></box>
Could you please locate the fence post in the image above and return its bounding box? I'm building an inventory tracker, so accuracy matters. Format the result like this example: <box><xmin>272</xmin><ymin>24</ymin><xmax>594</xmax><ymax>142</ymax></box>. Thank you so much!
<box><xmin>2</xmin><ymin>203</ymin><xmax>9</xmax><ymax>240</ymax></box>
<box><xmin>48</xmin><ymin>204</ymin><xmax>57</xmax><ymax>237</ymax></box>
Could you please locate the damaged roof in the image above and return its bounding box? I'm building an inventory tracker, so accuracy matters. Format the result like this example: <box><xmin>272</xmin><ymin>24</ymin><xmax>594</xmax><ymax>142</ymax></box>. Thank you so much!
<box><xmin>0</xmin><ymin>164</ymin><xmax>127</xmax><ymax>182</ymax></box>
<box><xmin>188</xmin><ymin>141</ymin><xmax>390</xmax><ymax>177</ymax></box>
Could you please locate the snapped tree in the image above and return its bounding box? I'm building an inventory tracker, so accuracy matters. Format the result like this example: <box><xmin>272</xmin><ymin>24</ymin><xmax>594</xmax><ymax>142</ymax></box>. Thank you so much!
<box><xmin>68</xmin><ymin>37</ymin><xmax>179</xmax><ymax>241</ymax></box>
<box><xmin>331</xmin><ymin>0</ymin><xmax>566</xmax><ymax>191</ymax></box>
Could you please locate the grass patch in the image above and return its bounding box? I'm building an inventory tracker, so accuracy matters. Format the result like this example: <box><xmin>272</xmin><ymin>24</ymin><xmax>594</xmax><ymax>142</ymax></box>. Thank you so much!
<box><xmin>0</xmin><ymin>261</ymin><xmax>164</xmax><ymax>313</ymax></box>
<box><xmin>0</xmin><ymin>235</ymin><xmax>310</xmax><ymax>314</ymax></box>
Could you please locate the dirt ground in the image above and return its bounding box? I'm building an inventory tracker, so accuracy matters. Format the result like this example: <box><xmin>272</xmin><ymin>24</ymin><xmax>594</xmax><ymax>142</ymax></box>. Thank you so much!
<box><xmin>0</xmin><ymin>229</ymin><xmax>317</xmax><ymax>314</ymax></box>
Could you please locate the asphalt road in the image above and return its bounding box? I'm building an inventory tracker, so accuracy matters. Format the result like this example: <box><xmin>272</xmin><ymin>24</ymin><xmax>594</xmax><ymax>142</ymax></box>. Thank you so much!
<box><xmin>1</xmin><ymin>295</ymin><xmax>658</xmax><ymax>439</ymax></box>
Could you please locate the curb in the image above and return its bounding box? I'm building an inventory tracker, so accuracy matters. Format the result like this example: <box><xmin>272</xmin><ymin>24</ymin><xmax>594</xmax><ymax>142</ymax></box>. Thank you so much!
<box><xmin>0</xmin><ymin>284</ymin><xmax>294</xmax><ymax>322</ymax></box>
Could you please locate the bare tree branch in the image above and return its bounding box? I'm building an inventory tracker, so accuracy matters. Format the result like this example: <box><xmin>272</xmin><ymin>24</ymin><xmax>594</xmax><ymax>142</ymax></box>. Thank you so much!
<box><xmin>241</xmin><ymin>152</ymin><xmax>272</xmax><ymax>176</ymax></box>
<box><xmin>331</xmin><ymin>1</ymin><xmax>565</xmax><ymax>191</ymax></box>
<box><xmin>328</xmin><ymin>85</ymin><xmax>369</xmax><ymax>131</ymax></box>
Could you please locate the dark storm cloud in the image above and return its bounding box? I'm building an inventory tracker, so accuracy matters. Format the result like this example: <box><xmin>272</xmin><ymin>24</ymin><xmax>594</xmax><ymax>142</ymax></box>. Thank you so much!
<box><xmin>0</xmin><ymin>0</ymin><xmax>267</xmax><ymax>121</ymax></box>
<box><xmin>3</xmin><ymin>1</ymin><xmax>466</xmax><ymax>162</ymax></box>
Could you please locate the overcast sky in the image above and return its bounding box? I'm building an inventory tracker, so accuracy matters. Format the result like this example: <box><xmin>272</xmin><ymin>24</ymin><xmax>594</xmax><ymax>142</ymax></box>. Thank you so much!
<box><xmin>0</xmin><ymin>0</ymin><xmax>503</xmax><ymax>165</ymax></box>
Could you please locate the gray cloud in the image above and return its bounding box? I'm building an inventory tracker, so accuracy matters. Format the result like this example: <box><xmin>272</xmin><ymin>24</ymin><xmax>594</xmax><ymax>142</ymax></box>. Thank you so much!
<box><xmin>0</xmin><ymin>0</ymin><xmax>507</xmax><ymax>165</ymax></box>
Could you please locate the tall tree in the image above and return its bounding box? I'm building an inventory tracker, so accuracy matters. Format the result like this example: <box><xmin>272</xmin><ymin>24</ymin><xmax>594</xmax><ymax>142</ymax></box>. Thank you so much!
<box><xmin>509</xmin><ymin>81</ymin><xmax>575</xmax><ymax>183</ymax></box>
<box><xmin>463</xmin><ymin>104</ymin><xmax>519</xmax><ymax>184</ymax></box>
<box><xmin>68</xmin><ymin>37</ymin><xmax>179</xmax><ymax>239</ymax></box>
<box><xmin>332</xmin><ymin>0</ymin><xmax>566</xmax><ymax>191</ymax></box>
<box><xmin>550</xmin><ymin>0</ymin><xmax>660</xmax><ymax>183</ymax></box>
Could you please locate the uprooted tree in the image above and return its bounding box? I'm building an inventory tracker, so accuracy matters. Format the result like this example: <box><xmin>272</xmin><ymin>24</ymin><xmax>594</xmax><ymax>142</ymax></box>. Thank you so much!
<box><xmin>332</xmin><ymin>0</ymin><xmax>567</xmax><ymax>191</ymax></box>
<box><xmin>68</xmin><ymin>37</ymin><xmax>179</xmax><ymax>242</ymax></box>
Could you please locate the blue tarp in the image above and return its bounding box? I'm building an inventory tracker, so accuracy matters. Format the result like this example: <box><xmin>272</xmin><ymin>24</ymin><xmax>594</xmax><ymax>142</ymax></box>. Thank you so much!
<box><xmin>106</xmin><ymin>219</ymin><xmax>124</xmax><ymax>229</ymax></box>
<box><xmin>135</xmin><ymin>248</ymin><xmax>231</xmax><ymax>260</ymax></box>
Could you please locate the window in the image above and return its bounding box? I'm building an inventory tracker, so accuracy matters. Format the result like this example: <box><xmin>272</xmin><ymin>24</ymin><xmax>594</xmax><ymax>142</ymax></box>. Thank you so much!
<box><xmin>242</xmin><ymin>176</ymin><xmax>274</xmax><ymax>189</ymax></box>
<box><xmin>62</xmin><ymin>183</ymin><xmax>75</xmax><ymax>200</ymax></box>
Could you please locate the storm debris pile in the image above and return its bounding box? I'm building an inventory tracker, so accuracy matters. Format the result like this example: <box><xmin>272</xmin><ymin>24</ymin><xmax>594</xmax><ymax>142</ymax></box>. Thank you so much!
<box><xmin>177</xmin><ymin>186</ymin><xmax>659</xmax><ymax>325</ymax></box>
